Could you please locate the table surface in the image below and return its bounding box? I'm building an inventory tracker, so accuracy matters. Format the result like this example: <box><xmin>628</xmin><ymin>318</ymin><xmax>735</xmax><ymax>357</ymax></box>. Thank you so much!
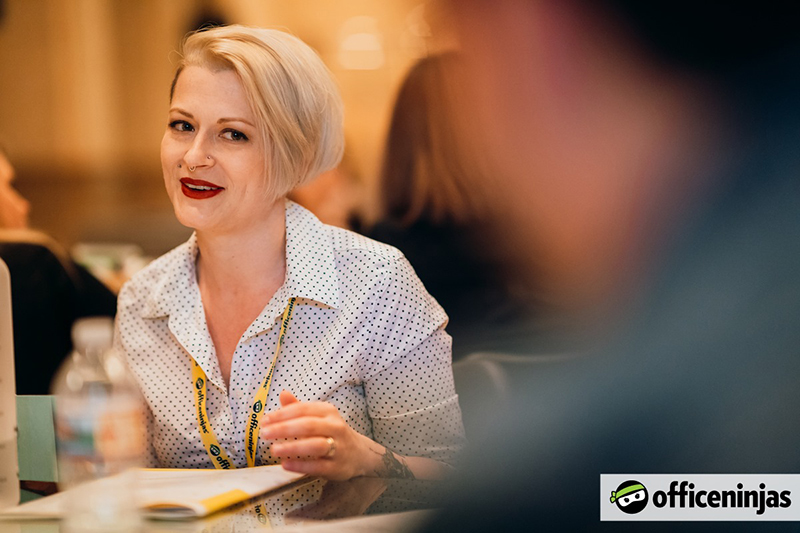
<box><xmin>1</xmin><ymin>477</ymin><xmax>443</xmax><ymax>532</ymax></box>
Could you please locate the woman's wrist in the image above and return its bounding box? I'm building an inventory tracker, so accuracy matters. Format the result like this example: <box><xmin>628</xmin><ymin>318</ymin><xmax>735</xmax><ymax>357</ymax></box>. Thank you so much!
<box><xmin>357</xmin><ymin>435</ymin><xmax>415</xmax><ymax>479</ymax></box>
<box><xmin>355</xmin><ymin>434</ymin><xmax>385</xmax><ymax>478</ymax></box>
<box><xmin>357</xmin><ymin>435</ymin><xmax>454</xmax><ymax>480</ymax></box>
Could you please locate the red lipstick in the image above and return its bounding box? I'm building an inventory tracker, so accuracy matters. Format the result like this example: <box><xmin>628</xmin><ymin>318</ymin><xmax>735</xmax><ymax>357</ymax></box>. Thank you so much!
<box><xmin>180</xmin><ymin>178</ymin><xmax>224</xmax><ymax>199</ymax></box>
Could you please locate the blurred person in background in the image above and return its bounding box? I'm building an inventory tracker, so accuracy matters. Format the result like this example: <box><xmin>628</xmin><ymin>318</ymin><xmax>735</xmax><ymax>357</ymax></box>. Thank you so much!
<box><xmin>0</xmin><ymin>146</ymin><xmax>29</xmax><ymax>230</ymax></box>
<box><xmin>422</xmin><ymin>0</ymin><xmax>800</xmax><ymax>530</ymax></box>
<box><xmin>288</xmin><ymin>148</ymin><xmax>365</xmax><ymax>231</ymax></box>
<box><xmin>116</xmin><ymin>25</ymin><xmax>464</xmax><ymax>479</ymax></box>
<box><xmin>367</xmin><ymin>53</ymin><xmax>550</xmax><ymax>360</ymax></box>
<box><xmin>0</xmin><ymin>147</ymin><xmax>116</xmax><ymax>394</ymax></box>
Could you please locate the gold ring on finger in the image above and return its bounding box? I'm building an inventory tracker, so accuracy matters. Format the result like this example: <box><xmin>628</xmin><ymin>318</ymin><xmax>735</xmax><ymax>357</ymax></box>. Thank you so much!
<box><xmin>324</xmin><ymin>436</ymin><xmax>336</xmax><ymax>458</ymax></box>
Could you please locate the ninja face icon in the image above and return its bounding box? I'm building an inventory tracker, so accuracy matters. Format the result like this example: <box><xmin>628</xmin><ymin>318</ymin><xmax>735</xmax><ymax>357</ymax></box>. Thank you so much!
<box><xmin>610</xmin><ymin>480</ymin><xmax>648</xmax><ymax>514</ymax></box>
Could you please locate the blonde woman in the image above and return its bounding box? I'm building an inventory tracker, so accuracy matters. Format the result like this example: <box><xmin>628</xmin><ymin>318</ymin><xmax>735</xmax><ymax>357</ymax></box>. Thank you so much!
<box><xmin>115</xmin><ymin>26</ymin><xmax>464</xmax><ymax>481</ymax></box>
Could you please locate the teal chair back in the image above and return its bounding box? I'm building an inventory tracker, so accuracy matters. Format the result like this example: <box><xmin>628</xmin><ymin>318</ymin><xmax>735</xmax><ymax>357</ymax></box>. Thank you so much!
<box><xmin>16</xmin><ymin>395</ymin><xmax>58</xmax><ymax>502</ymax></box>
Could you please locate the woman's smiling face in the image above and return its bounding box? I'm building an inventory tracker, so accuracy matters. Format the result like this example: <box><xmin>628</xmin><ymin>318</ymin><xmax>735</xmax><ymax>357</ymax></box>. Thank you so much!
<box><xmin>161</xmin><ymin>66</ymin><xmax>274</xmax><ymax>235</ymax></box>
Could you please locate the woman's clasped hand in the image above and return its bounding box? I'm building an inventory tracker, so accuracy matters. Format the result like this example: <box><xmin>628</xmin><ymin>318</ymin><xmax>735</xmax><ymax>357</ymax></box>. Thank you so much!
<box><xmin>262</xmin><ymin>390</ymin><xmax>414</xmax><ymax>481</ymax></box>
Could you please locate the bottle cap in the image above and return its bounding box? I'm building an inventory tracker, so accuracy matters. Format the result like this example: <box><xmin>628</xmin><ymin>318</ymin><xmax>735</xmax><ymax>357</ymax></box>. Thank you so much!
<box><xmin>71</xmin><ymin>317</ymin><xmax>114</xmax><ymax>353</ymax></box>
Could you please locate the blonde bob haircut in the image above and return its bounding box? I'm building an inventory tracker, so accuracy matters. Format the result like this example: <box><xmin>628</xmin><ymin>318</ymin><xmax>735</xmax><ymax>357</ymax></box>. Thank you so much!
<box><xmin>171</xmin><ymin>25</ymin><xmax>344</xmax><ymax>200</ymax></box>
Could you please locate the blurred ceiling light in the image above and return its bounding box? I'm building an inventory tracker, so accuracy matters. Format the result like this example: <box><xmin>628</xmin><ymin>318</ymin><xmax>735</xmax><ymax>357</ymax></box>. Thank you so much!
<box><xmin>338</xmin><ymin>16</ymin><xmax>384</xmax><ymax>70</ymax></box>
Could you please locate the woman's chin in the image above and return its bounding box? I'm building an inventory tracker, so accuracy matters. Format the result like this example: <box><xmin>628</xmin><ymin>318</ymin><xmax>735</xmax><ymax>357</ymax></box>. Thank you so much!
<box><xmin>173</xmin><ymin>208</ymin><xmax>216</xmax><ymax>233</ymax></box>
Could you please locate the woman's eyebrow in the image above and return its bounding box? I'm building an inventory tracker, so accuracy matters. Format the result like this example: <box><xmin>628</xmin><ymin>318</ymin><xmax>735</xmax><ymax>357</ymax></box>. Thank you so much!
<box><xmin>168</xmin><ymin>107</ymin><xmax>194</xmax><ymax>118</ymax></box>
<box><xmin>166</xmin><ymin>108</ymin><xmax>253</xmax><ymax>128</ymax></box>
<box><xmin>218</xmin><ymin>117</ymin><xmax>255</xmax><ymax>127</ymax></box>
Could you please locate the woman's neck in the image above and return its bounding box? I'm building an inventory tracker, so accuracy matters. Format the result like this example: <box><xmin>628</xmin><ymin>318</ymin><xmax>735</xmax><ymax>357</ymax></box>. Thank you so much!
<box><xmin>195</xmin><ymin>200</ymin><xmax>287</xmax><ymax>299</ymax></box>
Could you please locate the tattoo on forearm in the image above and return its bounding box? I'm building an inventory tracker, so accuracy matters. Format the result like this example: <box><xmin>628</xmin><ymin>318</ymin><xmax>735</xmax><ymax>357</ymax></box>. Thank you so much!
<box><xmin>373</xmin><ymin>448</ymin><xmax>415</xmax><ymax>479</ymax></box>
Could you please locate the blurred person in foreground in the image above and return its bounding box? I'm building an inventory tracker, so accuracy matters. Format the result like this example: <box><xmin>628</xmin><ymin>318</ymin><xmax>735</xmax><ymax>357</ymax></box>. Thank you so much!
<box><xmin>0</xmin><ymin>148</ymin><xmax>116</xmax><ymax>394</ymax></box>
<box><xmin>367</xmin><ymin>53</ymin><xmax>551</xmax><ymax>361</ymax></box>
<box><xmin>115</xmin><ymin>25</ymin><xmax>464</xmax><ymax>479</ymax></box>
<box><xmin>424</xmin><ymin>0</ymin><xmax>800</xmax><ymax>530</ymax></box>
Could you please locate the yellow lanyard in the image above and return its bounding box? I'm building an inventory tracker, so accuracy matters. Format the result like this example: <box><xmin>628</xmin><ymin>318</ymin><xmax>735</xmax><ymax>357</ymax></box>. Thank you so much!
<box><xmin>192</xmin><ymin>297</ymin><xmax>297</xmax><ymax>469</ymax></box>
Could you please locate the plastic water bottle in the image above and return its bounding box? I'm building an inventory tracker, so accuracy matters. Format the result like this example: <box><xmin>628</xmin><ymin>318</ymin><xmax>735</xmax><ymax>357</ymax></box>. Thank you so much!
<box><xmin>51</xmin><ymin>317</ymin><xmax>145</xmax><ymax>532</ymax></box>
<box><xmin>0</xmin><ymin>258</ymin><xmax>19</xmax><ymax>510</ymax></box>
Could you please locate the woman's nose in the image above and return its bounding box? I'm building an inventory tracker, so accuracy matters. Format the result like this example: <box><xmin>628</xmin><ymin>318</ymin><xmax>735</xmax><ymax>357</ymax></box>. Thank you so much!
<box><xmin>183</xmin><ymin>135</ymin><xmax>214</xmax><ymax>171</ymax></box>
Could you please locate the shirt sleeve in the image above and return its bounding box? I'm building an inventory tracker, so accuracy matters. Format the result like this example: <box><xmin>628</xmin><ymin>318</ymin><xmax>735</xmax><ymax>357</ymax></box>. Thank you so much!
<box><xmin>363</xmin><ymin>327</ymin><xmax>466</xmax><ymax>465</ymax></box>
<box><xmin>358</xmin><ymin>255</ymin><xmax>466</xmax><ymax>465</ymax></box>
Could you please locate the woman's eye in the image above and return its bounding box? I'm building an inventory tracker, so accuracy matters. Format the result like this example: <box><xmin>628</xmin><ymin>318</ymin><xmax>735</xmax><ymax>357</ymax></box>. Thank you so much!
<box><xmin>169</xmin><ymin>120</ymin><xmax>193</xmax><ymax>132</ymax></box>
<box><xmin>222</xmin><ymin>129</ymin><xmax>249</xmax><ymax>142</ymax></box>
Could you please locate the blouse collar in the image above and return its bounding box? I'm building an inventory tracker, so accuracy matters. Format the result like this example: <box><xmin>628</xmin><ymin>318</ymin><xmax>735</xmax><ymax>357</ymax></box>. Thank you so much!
<box><xmin>141</xmin><ymin>201</ymin><xmax>341</xmax><ymax>391</ymax></box>
<box><xmin>142</xmin><ymin>200</ymin><xmax>340</xmax><ymax>322</ymax></box>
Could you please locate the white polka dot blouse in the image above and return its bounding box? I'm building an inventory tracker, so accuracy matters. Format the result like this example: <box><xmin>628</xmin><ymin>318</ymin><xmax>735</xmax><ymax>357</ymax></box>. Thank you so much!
<box><xmin>115</xmin><ymin>201</ymin><xmax>466</xmax><ymax>469</ymax></box>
